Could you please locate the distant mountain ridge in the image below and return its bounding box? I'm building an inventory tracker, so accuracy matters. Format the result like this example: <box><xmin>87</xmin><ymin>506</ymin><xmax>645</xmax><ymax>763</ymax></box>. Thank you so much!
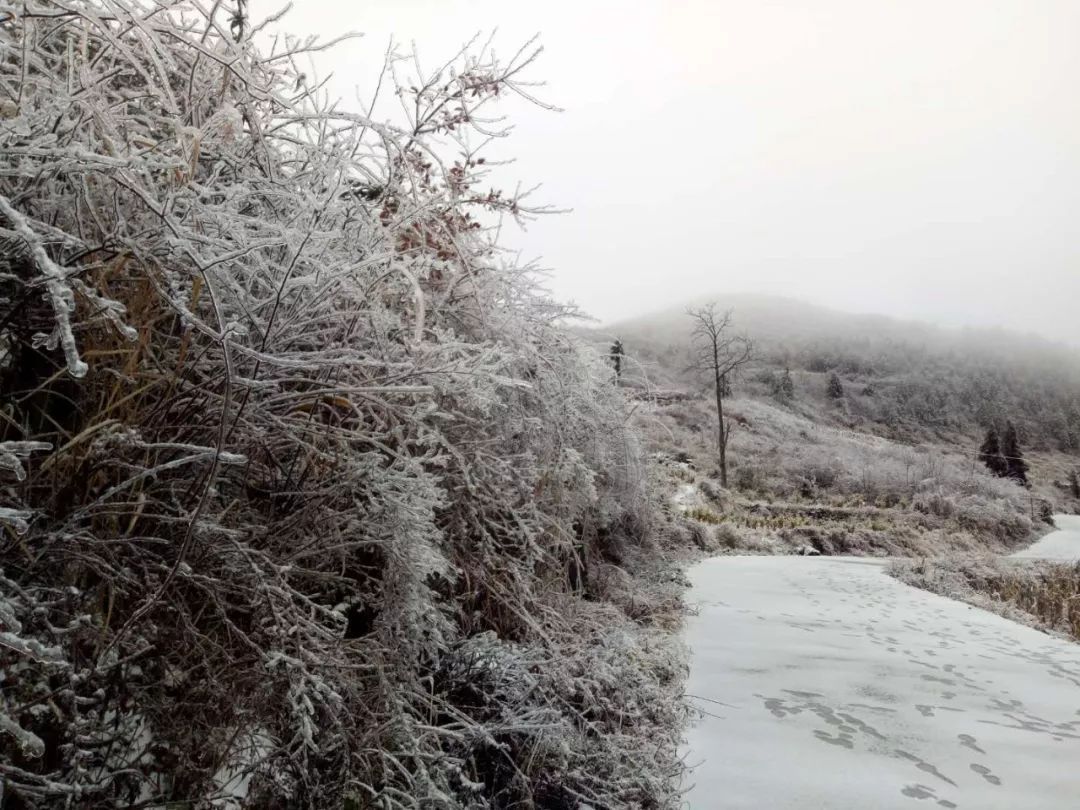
<box><xmin>603</xmin><ymin>294</ymin><xmax>1079</xmax><ymax>363</ymax></box>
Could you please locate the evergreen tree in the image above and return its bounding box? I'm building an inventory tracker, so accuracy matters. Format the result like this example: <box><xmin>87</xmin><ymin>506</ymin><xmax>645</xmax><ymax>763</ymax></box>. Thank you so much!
<box><xmin>978</xmin><ymin>428</ymin><xmax>1007</xmax><ymax>477</ymax></box>
<box><xmin>1069</xmin><ymin>468</ymin><xmax>1080</xmax><ymax>500</ymax></box>
<box><xmin>773</xmin><ymin>366</ymin><xmax>795</xmax><ymax>403</ymax></box>
<box><xmin>827</xmin><ymin>372</ymin><xmax>844</xmax><ymax>399</ymax></box>
<box><xmin>1001</xmin><ymin>420</ymin><xmax>1029</xmax><ymax>485</ymax></box>
<box><xmin>609</xmin><ymin>338</ymin><xmax>624</xmax><ymax>382</ymax></box>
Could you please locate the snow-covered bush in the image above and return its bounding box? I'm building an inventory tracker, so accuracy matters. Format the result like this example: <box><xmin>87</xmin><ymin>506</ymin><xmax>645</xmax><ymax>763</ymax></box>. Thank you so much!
<box><xmin>0</xmin><ymin>3</ymin><xmax>678</xmax><ymax>806</ymax></box>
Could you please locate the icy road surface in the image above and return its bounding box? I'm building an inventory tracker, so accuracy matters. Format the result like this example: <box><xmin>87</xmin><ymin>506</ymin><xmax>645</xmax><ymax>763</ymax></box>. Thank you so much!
<box><xmin>1010</xmin><ymin>514</ymin><xmax>1080</xmax><ymax>562</ymax></box>
<box><xmin>681</xmin><ymin>556</ymin><xmax>1080</xmax><ymax>809</ymax></box>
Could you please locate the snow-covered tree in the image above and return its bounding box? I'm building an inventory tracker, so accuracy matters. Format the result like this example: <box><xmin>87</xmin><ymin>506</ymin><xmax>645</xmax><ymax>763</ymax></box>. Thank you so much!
<box><xmin>611</xmin><ymin>337</ymin><xmax>625</xmax><ymax>381</ymax></box>
<box><xmin>1002</xmin><ymin>421</ymin><xmax>1029</xmax><ymax>485</ymax></box>
<box><xmin>979</xmin><ymin>428</ymin><xmax>1008</xmax><ymax>477</ymax></box>
<box><xmin>827</xmin><ymin>372</ymin><xmax>844</xmax><ymax>400</ymax></box>
<box><xmin>773</xmin><ymin>365</ymin><xmax>795</xmax><ymax>403</ymax></box>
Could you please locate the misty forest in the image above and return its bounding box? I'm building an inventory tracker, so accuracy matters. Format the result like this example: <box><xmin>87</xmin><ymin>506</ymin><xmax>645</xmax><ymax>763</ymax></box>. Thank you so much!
<box><xmin>1</xmin><ymin>3</ymin><xmax>1079</xmax><ymax>809</ymax></box>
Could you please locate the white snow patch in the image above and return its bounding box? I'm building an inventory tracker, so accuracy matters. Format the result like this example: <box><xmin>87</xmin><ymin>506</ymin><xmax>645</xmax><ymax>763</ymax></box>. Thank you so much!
<box><xmin>673</xmin><ymin>483</ymin><xmax>697</xmax><ymax>511</ymax></box>
<box><xmin>210</xmin><ymin>727</ymin><xmax>276</xmax><ymax>808</ymax></box>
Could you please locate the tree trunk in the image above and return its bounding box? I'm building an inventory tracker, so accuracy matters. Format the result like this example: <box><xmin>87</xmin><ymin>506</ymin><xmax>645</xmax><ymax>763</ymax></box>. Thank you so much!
<box><xmin>714</xmin><ymin>348</ymin><xmax>728</xmax><ymax>487</ymax></box>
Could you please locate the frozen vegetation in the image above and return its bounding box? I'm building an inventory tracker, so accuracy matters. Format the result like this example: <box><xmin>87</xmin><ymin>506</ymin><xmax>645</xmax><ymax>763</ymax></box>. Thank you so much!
<box><xmin>0</xmin><ymin>4</ymin><xmax>684</xmax><ymax>807</ymax></box>
<box><xmin>648</xmin><ymin>394</ymin><xmax>1040</xmax><ymax>559</ymax></box>
<box><xmin>611</xmin><ymin>293</ymin><xmax>1080</xmax><ymax>459</ymax></box>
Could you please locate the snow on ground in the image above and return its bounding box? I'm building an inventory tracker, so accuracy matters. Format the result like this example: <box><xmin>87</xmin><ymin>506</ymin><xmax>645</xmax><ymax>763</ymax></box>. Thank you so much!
<box><xmin>673</xmin><ymin>482</ymin><xmax>697</xmax><ymax>511</ymax></box>
<box><xmin>680</xmin><ymin>556</ymin><xmax>1080</xmax><ymax>809</ymax></box>
<box><xmin>1010</xmin><ymin>514</ymin><xmax>1080</xmax><ymax>562</ymax></box>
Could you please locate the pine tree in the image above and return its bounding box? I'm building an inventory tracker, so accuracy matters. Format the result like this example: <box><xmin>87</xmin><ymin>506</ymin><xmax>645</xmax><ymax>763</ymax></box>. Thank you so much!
<box><xmin>827</xmin><ymin>372</ymin><xmax>844</xmax><ymax>399</ymax></box>
<box><xmin>610</xmin><ymin>338</ymin><xmax>624</xmax><ymax>382</ymax></box>
<box><xmin>1001</xmin><ymin>420</ymin><xmax>1029</xmax><ymax>485</ymax></box>
<box><xmin>773</xmin><ymin>366</ymin><xmax>795</xmax><ymax>403</ymax></box>
<box><xmin>978</xmin><ymin>428</ymin><xmax>1007</xmax><ymax>477</ymax></box>
<box><xmin>1069</xmin><ymin>468</ymin><xmax>1080</xmax><ymax>500</ymax></box>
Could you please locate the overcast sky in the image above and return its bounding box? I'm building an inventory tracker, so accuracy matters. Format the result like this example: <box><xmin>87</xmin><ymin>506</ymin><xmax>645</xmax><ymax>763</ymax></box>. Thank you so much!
<box><xmin>265</xmin><ymin>0</ymin><xmax>1080</xmax><ymax>345</ymax></box>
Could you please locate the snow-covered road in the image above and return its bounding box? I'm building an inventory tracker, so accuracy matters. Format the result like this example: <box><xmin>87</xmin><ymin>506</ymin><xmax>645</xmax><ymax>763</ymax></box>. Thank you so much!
<box><xmin>681</xmin><ymin>556</ymin><xmax>1080</xmax><ymax>809</ymax></box>
<box><xmin>1010</xmin><ymin>514</ymin><xmax>1080</xmax><ymax>561</ymax></box>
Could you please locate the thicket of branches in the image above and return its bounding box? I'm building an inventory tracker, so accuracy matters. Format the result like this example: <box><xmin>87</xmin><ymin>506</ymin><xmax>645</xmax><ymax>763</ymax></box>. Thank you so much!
<box><xmin>0</xmin><ymin>3</ymin><xmax>682</xmax><ymax>807</ymax></box>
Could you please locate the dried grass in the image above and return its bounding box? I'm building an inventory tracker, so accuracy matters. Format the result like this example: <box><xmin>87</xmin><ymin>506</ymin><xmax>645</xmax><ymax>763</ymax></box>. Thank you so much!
<box><xmin>891</xmin><ymin>557</ymin><xmax>1080</xmax><ymax>642</ymax></box>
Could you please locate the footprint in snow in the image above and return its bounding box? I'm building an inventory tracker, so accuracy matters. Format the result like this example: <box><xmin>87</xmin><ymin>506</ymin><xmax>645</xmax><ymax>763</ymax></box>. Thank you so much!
<box><xmin>894</xmin><ymin>750</ymin><xmax>957</xmax><ymax>786</ymax></box>
<box><xmin>813</xmin><ymin>729</ymin><xmax>854</xmax><ymax>748</ymax></box>
<box><xmin>970</xmin><ymin>763</ymin><xmax>1002</xmax><ymax>786</ymax></box>
<box><xmin>900</xmin><ymin>783</ymin><xmax>957</xmax><ymax>808</ymax></box>
<box><xmin>957</xmin><ymin>733</ymin><xmax>985</xmax><ymax>754</ymax></box>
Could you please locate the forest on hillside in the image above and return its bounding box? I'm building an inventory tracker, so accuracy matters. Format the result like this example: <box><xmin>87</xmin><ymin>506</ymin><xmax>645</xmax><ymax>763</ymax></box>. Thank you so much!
<box><xmin>610</xmin><ymin>295</ymin><xmax>1080</xmax><ymax>452</ymax></box>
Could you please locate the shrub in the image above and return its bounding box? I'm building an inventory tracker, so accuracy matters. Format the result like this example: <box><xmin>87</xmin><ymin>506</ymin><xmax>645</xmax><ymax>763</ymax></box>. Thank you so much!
<box><xmin>0</xmin><ymin>6</ymin><xmax>679</xmax><ymax>808</ymax></box>
<box><xmin>697</xmin><ymin>477</ymin><xmax>725</xmax><ymax>506</ymax></box>
<box><xmin>687</xmin><ymin>521</ymin><xmax>714</xmax><ymax>550</ymax></box>
<box><xmin>734</xmin><ymin>464</ymin><xmax>761</xmax><ymax>491</ymax></box>
<box><xmin>714</xmin><ymin>523</ymin><xmax>744</xmax><ymax>549</ymax></box>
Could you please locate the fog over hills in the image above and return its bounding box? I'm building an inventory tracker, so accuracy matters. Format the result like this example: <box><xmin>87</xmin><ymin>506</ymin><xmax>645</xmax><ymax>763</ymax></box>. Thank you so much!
<box><xmin>604</xmin><ymin>294</ymin><xmax>1080</xmax><ymax>357</ymax></box>
<box><xmin>594</xmin><ymin>294</ymin><xmax>1080</xmax><ymax>459</ymax></box>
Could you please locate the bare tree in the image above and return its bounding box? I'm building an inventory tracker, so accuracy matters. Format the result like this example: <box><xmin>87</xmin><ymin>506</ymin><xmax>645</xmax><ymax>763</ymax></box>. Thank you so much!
<box><xmin>687</xmin><ymin>304</ymin><xmax>753</xmax><ymax>487</ymax></box>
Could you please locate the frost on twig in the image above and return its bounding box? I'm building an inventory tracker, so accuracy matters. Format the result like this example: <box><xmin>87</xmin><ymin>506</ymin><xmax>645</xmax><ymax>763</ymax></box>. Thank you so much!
<box><xmin>0</xmin><ymin>441</ymin><xmax>52</xmax><ymax>481</ymax></box>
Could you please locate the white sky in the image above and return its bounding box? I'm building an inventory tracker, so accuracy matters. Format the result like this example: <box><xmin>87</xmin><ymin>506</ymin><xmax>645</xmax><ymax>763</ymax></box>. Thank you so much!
<box><xmin>263</xmin><ymin>0</ymin><xmax>1080</xmax><ymax>344</ymax></box>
